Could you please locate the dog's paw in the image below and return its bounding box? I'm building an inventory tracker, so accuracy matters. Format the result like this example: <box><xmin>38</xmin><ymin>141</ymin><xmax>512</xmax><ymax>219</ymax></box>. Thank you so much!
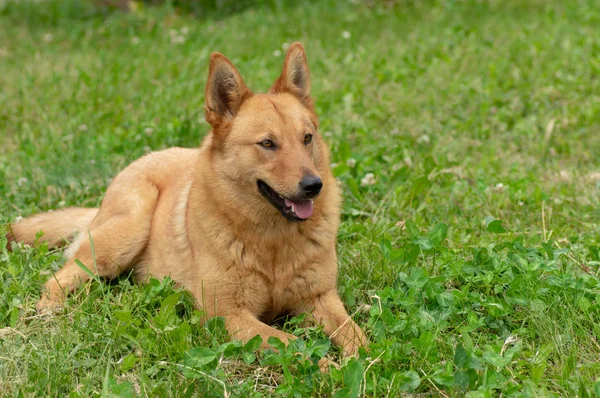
<box><xmin>35</xmin><ymin>297</ymin><xmax>64</xmax><ymax>315</ymax></box>
<box><xmin>318</xmin><ymin>357</ymin><xmax>339</xmax><ymax>373</ymax></box>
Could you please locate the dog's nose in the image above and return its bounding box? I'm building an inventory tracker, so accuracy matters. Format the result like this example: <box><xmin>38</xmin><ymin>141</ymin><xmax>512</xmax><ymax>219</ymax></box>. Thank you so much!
<box><xmin>300</xmin><ymin>175</ymin><xmax>323</xmax><ymax>198</ymax></box>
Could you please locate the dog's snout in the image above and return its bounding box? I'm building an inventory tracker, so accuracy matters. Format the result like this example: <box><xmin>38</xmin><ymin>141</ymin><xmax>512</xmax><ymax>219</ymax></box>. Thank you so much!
<box><xmin>300</xmin><ymin>175</ymin><xmax>323</xmax><ymax>198</ymax></box>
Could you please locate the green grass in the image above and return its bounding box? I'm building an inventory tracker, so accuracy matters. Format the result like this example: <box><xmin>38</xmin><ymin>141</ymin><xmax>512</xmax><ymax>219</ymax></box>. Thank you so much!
<box><xmin>1</xmin><ymin>0</ymin><xmax>600</xmax><ymax>396</ymax></box>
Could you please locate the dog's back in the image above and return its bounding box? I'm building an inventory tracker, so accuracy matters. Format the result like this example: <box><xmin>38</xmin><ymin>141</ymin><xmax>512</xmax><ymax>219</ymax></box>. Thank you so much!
<box><xmin>6</xmin><ymin>147</ymin><xmax>198</xmax><ymax>253</ymax></box>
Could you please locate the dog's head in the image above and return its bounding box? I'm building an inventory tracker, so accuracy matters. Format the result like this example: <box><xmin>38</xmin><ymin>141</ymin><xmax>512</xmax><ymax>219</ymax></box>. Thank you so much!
<box><xmin>204</xmin><ymin>43</ymin><xmax>331</xmax><ymax>222</ymax></box>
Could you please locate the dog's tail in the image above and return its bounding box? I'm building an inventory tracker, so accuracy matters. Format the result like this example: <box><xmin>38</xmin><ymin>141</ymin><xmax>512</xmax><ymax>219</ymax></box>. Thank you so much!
<box><xmin>6</xmin><ymin>208</ymin><xmax>99</xmax><ymax>249</ymax></box>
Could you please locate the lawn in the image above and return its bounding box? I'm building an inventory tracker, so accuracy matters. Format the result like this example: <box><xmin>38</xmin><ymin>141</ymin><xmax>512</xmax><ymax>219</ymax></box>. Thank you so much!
<box><xmin>1</xmin><ymin>0</ymin><xmax>599</xmax><ymax>396</ymax></box>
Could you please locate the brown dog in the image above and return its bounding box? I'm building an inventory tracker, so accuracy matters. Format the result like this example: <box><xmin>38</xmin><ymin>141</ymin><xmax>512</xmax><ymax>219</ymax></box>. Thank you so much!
<box><xmin>7</xmin><ymin>43</ymin><xmax>367</xmax><ymax>363</ymax></box>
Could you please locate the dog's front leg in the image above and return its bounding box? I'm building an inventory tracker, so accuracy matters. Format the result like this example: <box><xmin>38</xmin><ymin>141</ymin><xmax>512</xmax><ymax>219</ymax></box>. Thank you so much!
<box><xmin>309</xmin><ymin>290</ymin><xmax>368</xmax><ymax>357</ymax></box>
<box><xmin>226</xmin><ymin>310</ymin><xmax>337</xmax><ymax>371</ymax></box>
<box><xmin>226</xmin><ymin>310</ymin><xmax>296</xmax><ymax>348</ymax></box>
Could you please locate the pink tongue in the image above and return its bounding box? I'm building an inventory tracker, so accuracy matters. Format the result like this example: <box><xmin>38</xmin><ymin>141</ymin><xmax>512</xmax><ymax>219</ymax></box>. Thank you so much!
<box><xmin>284</xmin><ymin>199</ymin><xmax>314</xmax><ymax>219</ymax></box>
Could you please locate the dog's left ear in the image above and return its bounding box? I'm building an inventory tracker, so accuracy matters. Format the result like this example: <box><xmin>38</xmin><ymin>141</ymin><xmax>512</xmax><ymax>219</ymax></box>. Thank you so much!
<box><xmin>270</xmin><ymin>42</ymin><xmax>312</xmax><ymax>110</ymax></box>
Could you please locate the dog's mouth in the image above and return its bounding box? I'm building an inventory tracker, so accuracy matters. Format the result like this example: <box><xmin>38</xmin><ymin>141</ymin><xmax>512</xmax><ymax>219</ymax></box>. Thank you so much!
<box><xmin>257</xmin><ymin>180</ymin><xmax>314</xmax><ymax>222</ymax></box>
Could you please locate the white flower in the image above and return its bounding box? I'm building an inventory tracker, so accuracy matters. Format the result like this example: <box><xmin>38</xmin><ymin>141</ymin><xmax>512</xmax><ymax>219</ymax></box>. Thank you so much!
<box><xmin>330</xmin><ymin>163</ymin><xmax>338</xmax><ymax>169</ymax></box>
<box><xmin>78</xmin><ymin>124</ymin><xmax>88</xmax><ymax>132</ymax></box>
<box><xmin>417</xmin><ymin>134</ymin><xmax>430</xmax><ymax>144</ymax></box>
<box><xmin>171</xmin><ymin>35</ymin><xmax>185</xmax><ymax>44</ymax></box>
<box><xmin>494</xmin><ymin>183</ymin><xmax>505</xmax><ymax>192</ymax></box>
<box><xmin>404</xmin><ymin>157</ymin><xmax>413</xmax><ymax>167</ymax></box>
<box><xmin>131</xmin><ymin>36</ymin><xmax>141</xmax><ymax>45</ymax></box>
<box><xmin>43</xmin><ymin>33</ymin><xmax>53</xmax><ymax>42</ymax></box>
<box><xmin>342</xmin><ymin>31</ymin><xmax>351</xmax><ymax>39</ymax></box>
<box><xmin>282</xmin><ymin>42</ymin><xmax>290</xmax><ymax>50</ymax></box>
<box><xmin>181</xmin><ymin>26</ymin><xmax>189</xmax><ymax>35</ymax></box>
<box><xmin>144</xmin><ymin>127</ymin><xmax>154</xmax><ymax>136</ymax></box>
<box><xmin>58</xmin><ymin>201</ymin><xmax>66</xmax><ymax>207</ymax></box>
<box><xmin>360</xmin><ymin>173</ymin><xmax>376</xmax><ymax>187</ymax></box>
<box><xmin>273</xmin><ymin>50</ymin><xmax>282</xmax><ymax>57</ymax></box>
<box><xmin>558</xmin><ymin>170</ymin><xmax>572</xmax><ymax>182</ymax></box>
<box><xmin>169</xmin><ymin>29</ymin><xmax>178</xmax><ymax>37</ymax></box>
<box><xmin>518</xmin><ymin>201</ymin><xmax>524</xmax><ymax>206</ymax></box>
<box><xmin>586</xmin><ymin>171</ymin><xmax>600</xmax><ymax>182</ymax></box>
<box><xmin>324</xmin><ymin>131</ymin><xmax>333</xmax><ymax>138</ymax></box>
<box><xmin>18</xmin><ymin>177</ymin><xmax>28</xmax><ymax>186</ymax></box>
<box><xmin>346</xmin><ymin>158</ymin><xmax>356</xmax><ymax>168</ymax></box>
<box><xmin>90</xmin><ymin>159</ymin><xmax>96</xmax><ymax>165</ymax></box>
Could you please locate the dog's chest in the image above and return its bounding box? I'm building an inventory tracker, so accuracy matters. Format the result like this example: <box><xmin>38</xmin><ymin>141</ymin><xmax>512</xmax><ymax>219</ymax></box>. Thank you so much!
<box><xmin>258</xmin><ymin>263</ymin><xmax>323</xmax><ymax>322</ymax></box>
<box><xmin>211</xmin><ymin>220</ymin><xmax>337</xmax><ymax>321</ymax></box>
<box><xmin>236</xmin><ymin>237</ymin><xmax>330</xmax><ymax>319</ymax></box>
<box><xmin>251</xmin><ymin>244</ymin><xmax>321</xmax><ymax>291</ymax></box>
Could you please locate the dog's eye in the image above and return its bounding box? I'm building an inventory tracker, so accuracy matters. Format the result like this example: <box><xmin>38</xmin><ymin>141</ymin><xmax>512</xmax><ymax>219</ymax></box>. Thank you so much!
<box><xmin>259</xmin><ymin>139</ymin><xmax>276</xmax><ymax>149</ymax></box>
<box><xmin>304</xmin><ymin>134</ymin><xmax>313</xmax><ymax>145</ymax></box>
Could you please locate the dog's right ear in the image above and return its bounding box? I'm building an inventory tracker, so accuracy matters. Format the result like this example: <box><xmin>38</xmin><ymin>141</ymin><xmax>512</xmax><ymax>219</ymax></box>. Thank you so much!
<box><xmin>204</xmin><ymin>53</ymin><xmax>252</xmax><ymax>128</ymax></box>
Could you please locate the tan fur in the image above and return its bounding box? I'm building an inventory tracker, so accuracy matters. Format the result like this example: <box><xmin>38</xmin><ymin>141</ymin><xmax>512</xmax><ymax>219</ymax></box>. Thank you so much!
<box><xmin>7</xmin><ymin>43</ymin><xmax>367</xmax><ymax>362</ymax></box>
<box><xmin>7</xmin><ymin>208</ymin><xmax>99</xmax><ymax>249</ymax></box>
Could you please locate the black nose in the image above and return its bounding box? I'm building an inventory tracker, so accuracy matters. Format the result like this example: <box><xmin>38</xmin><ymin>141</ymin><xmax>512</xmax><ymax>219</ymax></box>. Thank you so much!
<box><xmin>300</xmin><ymin>175</ymin><xmax>323</xmax><ymax>198</ymax></box>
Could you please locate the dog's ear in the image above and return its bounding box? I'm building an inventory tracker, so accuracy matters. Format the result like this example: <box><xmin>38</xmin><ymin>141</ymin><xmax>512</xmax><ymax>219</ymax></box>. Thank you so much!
<box><xmin>270</xmin><ymin>42</ymin><xmax>312</xmax><ymax>110</ymax></box>
<box><xmin>205</xmin><ymin>53</ymin><xmax>252</xmax><ymax>128</ymax></box>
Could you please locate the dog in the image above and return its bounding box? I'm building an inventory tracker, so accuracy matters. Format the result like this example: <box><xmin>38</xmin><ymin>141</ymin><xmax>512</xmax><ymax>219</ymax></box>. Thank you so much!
<box><xmin>6</xmin><ymin>43</ymin><xmax>368</xmax><ymax>365</ymax></box>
